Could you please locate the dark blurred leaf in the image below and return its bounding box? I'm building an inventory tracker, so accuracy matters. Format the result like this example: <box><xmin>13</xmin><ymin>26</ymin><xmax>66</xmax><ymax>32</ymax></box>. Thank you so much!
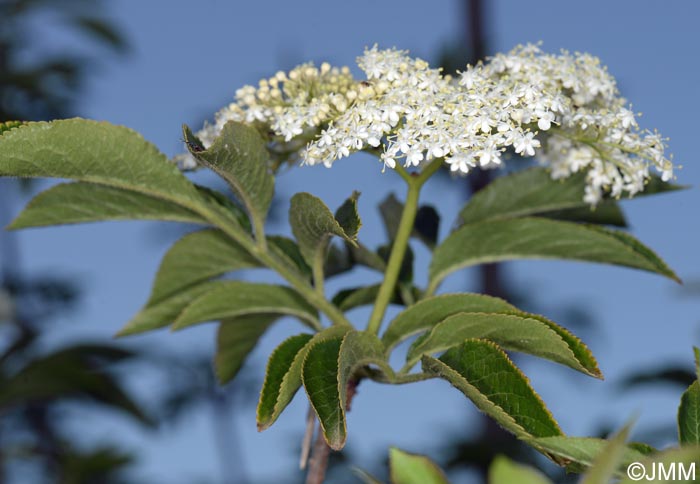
<box><xmin>332</xmin><ymin>283</ymin><xmax>421</xmax><ymax>312</ymax></box>
<box><xmin>60</xmin><ymin>445</ymin><xmax>134</xmax><ymax>484</ymax></box>
<box><xmin>620</xmin><ymin>367</ymin><xmax>695</xmax><ymax>390</ymax></box>
<box><xmin>0</xmin><ymin>344</ymin><xmax>151</xmax><ymax>425</ymax></box>
<box><xmin>380</xmin><ymin>193</ymin><xmax>440</xmax><ymax>249</ymax></box>
<box><xmin>70</xmin><ymin>16</ymin><xmax>129</xmax><ymax>53</ymax></box>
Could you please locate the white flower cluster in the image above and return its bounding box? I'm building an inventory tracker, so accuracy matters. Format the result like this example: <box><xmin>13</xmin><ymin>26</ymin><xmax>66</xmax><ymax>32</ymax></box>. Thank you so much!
<box><xmin>179</xmin><ymin>44</ymin><xmax>674</xmax><ymax>204</ymax></box>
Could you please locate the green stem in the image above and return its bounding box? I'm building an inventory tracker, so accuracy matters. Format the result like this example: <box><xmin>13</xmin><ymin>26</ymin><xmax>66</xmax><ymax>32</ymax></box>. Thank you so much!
<box><xmin>365</xmin><ymin>158</ymin><xmax>443</xmax><ymax>335</ymax></box>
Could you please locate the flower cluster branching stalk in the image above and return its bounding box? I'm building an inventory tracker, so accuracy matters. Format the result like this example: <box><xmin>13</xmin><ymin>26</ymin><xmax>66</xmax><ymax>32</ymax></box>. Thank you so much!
<box><xmin>366</xmin><ymin>157</ymin><xmax>444</xmax><ymax>335</ymax></box>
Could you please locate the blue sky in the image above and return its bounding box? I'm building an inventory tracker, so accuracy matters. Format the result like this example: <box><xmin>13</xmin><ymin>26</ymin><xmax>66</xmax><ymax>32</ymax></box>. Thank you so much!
<box><xmin>6</xmin><ymin>1</ymin><xmax>700</xmax><ymax>482</ymax></box>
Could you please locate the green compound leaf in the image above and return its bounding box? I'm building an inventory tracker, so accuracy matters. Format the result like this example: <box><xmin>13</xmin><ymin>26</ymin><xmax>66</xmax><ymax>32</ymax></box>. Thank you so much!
<box><xmin>214</xmin><ymin>314</ymin><xmax>277</xmax><ymax>384</ymax></box>
<box><xmin>389</xmin><ymin>448</ymin><xmax>449</xmax><ymax>484</ymax></box>
<box><xmin>525</xmin><ymin>436</ymin><xmax>647</xmax><ymax>470</ymax></box>
<box><xmin>171</xmin><ymin>281</ymin><xmax>319</xmax><ymax>330</ymax></box>
<box><xmin>183</xmin><ymin>122</ymin><xmax>274</xmax><ymax>233</ymax></box>
<box><xmin>405</xmin><ymin>312</ymin><xmax>600</xmax><ymax>378</ymax></box>
<box><xmin>8</xmin><ymin>182</ymin><xmax>207</xmax><ymax>229</ymax></box>
<box><xmin>257</xmin><ymin>325</ymin><xmax>349</xmax><ymax>431</ymax></box>
<box><xmin>302</xmin><ymin>337</ymin><xmax>345</xmax><ymax>450</ymax></box>
<box><xmin>429</xmin><ymin>217</ymin><xmax>679</xmax><ymax>292</ymax></box>
<box><xmin>679</xmin><ymin>380</ymin><xmax>700</xmax><ymax>445</ymax></box>
<box><xmin>459</xmin><ymin>167</ymin><xmax>682</xmax><ymax>226</ymax></box>
<box><xmin>289</xmin><ymin>192</ymin><xmax>359</xmax><ymax>270</ymax></box>
<box><xmin>382</xmin><ymin>293</ymin><xmax>517</xmax><ymax>354</ymax></box>
<box><xmin>118</xmin><ymin>281</ymin><xmax>222</xmax><ymax>336</ymax></box>
<box><xmin>147</xmin><ymin>229</ymin><xmax>260</xmax><ymax>305</ymax></box>
<box><xmin>0</xmin><ymin>119</ymin><xmax>204</xmax><ymax>209</ymax></box>
<box><xmin>422</xmin><ymin>340</ymin><xmax>562</xmax><ymax>440</ymax></box>
<box><xmin>489</xmin><ymin>456</ymin><xmax>552</xmax><ymax>484</ymax></box>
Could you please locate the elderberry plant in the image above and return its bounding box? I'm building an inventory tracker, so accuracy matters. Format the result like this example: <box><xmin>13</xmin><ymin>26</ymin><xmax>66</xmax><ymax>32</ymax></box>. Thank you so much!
<box><xmin>0</xmin><ymin>45</ymin><xmax>686</xmax><ymax>482</ymax></box>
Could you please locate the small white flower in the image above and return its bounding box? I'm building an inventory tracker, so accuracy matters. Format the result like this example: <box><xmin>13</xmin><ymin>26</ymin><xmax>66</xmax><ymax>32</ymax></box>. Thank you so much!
<box><xmin>514</xmin><ymin>132</ymin><xmax>540</xmax><ymax>157</ymax></box>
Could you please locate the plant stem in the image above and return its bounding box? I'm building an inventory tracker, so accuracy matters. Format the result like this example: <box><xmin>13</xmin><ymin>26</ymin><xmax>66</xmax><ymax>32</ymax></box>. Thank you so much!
<box><xmin>366</xmin><ymin>158</ymin><xmax>443</xmax><ymax>335</ymax></box>
<box><xmin>305</xmin><ymin>424</ymin><xmax>331</xmax><ymax>484</ymax></box>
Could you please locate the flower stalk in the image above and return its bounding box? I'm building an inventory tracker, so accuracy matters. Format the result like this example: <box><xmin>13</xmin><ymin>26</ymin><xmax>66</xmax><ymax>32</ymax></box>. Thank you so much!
<box><xmin>366</xmin><ymin>157</ymin><xmax>443</xmax><ymax>335</ymax></box>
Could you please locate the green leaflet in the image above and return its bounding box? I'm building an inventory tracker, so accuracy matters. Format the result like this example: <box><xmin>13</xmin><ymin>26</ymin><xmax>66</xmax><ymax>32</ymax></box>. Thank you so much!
<box><xmin>382</xmin><ymin>293</ymin><xmax>517</xmax><ymax>353</ymax></box>
<box><xmin>422</xmin><ymin>340</ymin><xmax>562</xmax><ymax>440</ymax></box>
<box><xmin>334</xmin><ymin>190</ymin><xmax>362</xmax><ymax>240</ymax></box>
<box><xmin>303</xmin><ymin>331</ymin><xmax>393</xmax><ymax>450</ymax></box>
<box><xmin>214</xmin><ymin>315</ymin><xmax>277</xmax><ymax>384</ymax></box>
<box><xmin>389</xmin><ymin>448</ymin><xmax>449</xmax><ymax>484</ymax></box>
<box><xmin>302</xmin><ymin>337</ymin><xmax>345</xmax><ymax>449</ymax></box>
<box><xmin>289</xmin><ymin>192</ymin><xmax>359</xmax><ymax>271</ymax></box>
<box><xmin>257</xmin><ymin>325</ymin><xmax>349</xmax><ymax>431</ymax></box>
<box><xmin>183</xmin><ymin>122</ymin><xmax>274</xmax><ymax>233</ymax></box>
<box><xmin>459</xmin><ymin>167</ymin><xmax>681</xmax><ymax>225</ymax></box>
<box><xmin>147</xmin><ymin>229</ymin><xmax>260</xmax><ymax>305</ymax></box>
<box><xmin>256</xmin><ymin>333</ymin><xmax>313</xmax><ymax>430</ymax></box>
<box><xmin>544</xmin><ymin>203</ymin><xmax>627</xmax><ymax>227</ymax></box>
<box><xmin>8</xmin><ymin>182</ymin><xmax>205</xmax><ymax>228</ymax></box>
<box><xmin>171</xmin><ymin>281</ymin><xmax>319</xmax><ymax>330</ymax></box>
<box><xmin>678</xmin><ymin>380</ymin><xmax>700</xmax><ymax>445</ymax></box>
<box><xmin>429</xmin><ymin>217</ymin><xmax>679</xmax><ymax>292</ymax></box>
<box><xmin>0</xmin><ymin>119</ymin><xmax>203</xmax><ymax>209</ymax></box>
<box><xmin>118</xmin><ymin>281</ymin><xmax>222</xmax><ymax>336</ymax></box>
<box><xmin>488</xmin><ymin>456</ymin><xmax>551</xmax><ymax>484</ymax></box>
<box><xmin>404</xmin><ymin>312</ymin><xmax>600</xmax><ymax>378</ymax></box>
